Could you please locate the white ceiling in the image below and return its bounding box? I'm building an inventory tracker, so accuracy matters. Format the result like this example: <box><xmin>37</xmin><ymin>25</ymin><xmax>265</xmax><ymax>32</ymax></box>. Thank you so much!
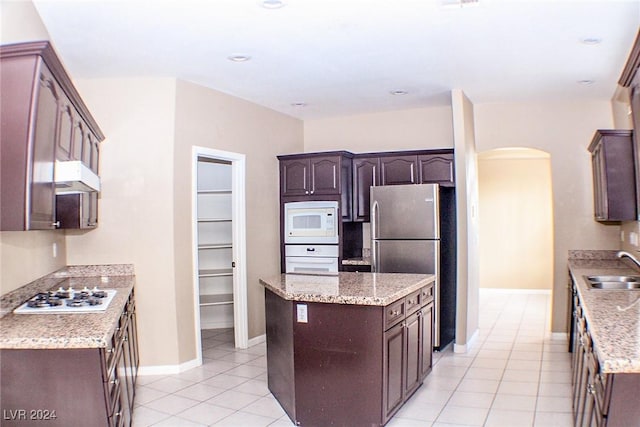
<box><xmin>31</xmin><ymin>0</ymin><xmax>640</xmax><ymax>120</ymax></box>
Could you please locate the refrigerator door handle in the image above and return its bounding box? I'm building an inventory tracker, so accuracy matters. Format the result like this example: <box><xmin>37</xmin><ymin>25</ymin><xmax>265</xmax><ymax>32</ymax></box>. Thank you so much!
<box><xmin>372</xmin><ymin>240</ymin><xmax>379</xmax><ymax>273</ymax></box>
<box><xmin>371</xmin><ymin>200</ymin><xmax>379</xmax><ymax>240</ymax></box>
<box><xmin>371</xmin><ymin>199</ymin><xmax>379</xmax><ymax>273</ymax></box>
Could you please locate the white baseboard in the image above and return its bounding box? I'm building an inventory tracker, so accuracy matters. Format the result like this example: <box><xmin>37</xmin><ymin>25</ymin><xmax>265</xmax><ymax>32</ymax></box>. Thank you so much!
<box><xmin>200</xmin><ymin>320</ymin><xmax>234</xmax><ymax>330</ymax></box>
<box><xmin>138</xmin><ymin>357</ymin><xmax>201</xmax><ymax>376</ymax></box>
<box><xmin>453</xmin><ymin>328</ymin><xmax>479</xmax><ymax>353</ymax></box>
<box><xmin>480</xmin><ymin>288</ymin><xmax>552</xmax><ymax>295</ymax></box>
<box><xmin>550</xmin><ymin>332</ymin><xmax>569</xmax><ymax>341</ymax></box>
<box><xmin>248</xmin><ymin>333</ymin><xmax>265</xmax><ymax>347</ymax></box>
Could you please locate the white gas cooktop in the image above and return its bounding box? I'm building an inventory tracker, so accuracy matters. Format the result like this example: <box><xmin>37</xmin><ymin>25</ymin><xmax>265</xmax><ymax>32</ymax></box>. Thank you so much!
<box><xmin>14</xmin><ymin>287</ymin><xmax>117</xmax><ymax>314</ymax></box>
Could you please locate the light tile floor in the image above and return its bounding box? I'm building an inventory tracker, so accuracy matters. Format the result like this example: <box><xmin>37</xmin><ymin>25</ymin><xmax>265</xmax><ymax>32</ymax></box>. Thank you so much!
<box><xmin>133</xmin><ymin>290</ymin><xmax>572</xmax><ymax>426</ymax></box>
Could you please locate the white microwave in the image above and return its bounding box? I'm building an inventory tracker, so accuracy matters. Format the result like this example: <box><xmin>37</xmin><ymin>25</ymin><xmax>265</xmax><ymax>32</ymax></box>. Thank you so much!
<box><xmin>284</xmin><ymin>201</ymin><xmax>339</xmax><ymax>244</ymax></box>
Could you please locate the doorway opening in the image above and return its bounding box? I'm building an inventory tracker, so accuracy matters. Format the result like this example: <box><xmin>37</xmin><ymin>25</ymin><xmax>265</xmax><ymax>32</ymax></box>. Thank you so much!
<box><xmin>192</xmin><ymin>147</ymin><xmax>248</xmax><ymax>365</ymax></box>
<box><xmin>477</xmin><ymin>148</ymin><xmax>554</xmax><ymax>291</ymax></box>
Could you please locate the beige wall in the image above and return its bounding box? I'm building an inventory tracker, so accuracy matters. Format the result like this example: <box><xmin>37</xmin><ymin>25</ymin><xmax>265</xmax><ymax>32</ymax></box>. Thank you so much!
<box><xmin>173</xmin><ymin>80</ymin><xmax>303</xmax><ymax>353</ymax></box>
<box><xmin>451</xmin><ymin>89</ymin><xmax>480</xmax><ymax>350</ymax></box>
<box><xmin>303</xmin><ymin>106</ymin><xmax>453</xmax><ymax>152</ymax></box>
<box><xmin>0</xmin><ymin>0</ymin><xmax>67</xmax><ymax>294</ymax></box>
<box><xmin>65</xmin><ymin>78</ymin><xmax>180</xmax><ymax>367</ymax></box>
<box><xmin>474</xmin><ymin>101</ymin><xmax>616</xmax><ymax>332</ymax></box>
<box><xmin>0</xmin><ymin>0</ymin><xmax>50</xmax><ymax>43</ymax></box>
<box><xmin>478</xmin><ymin>150</ymin><xmax>554</xmax><ymax>290</ymax></box>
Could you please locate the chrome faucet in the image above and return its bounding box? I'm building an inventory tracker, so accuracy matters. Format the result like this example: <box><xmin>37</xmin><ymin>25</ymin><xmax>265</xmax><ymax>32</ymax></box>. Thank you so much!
<box><xmin>617</xmin><ymin>250</ymin><xmax>640</xmax><ymax>270</ymax></box>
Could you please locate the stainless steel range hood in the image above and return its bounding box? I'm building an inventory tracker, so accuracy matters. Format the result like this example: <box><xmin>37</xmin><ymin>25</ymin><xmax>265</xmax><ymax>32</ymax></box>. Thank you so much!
<box><xmin>54</xmin><ymin>161</ymin><xmax>101</xmax><ymax>193</ymax></box>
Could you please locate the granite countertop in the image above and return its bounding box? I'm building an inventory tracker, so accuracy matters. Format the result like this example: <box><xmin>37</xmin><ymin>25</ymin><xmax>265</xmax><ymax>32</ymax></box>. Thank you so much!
<box><xmin>568</xmin><ymin>256</ymin><xmax>640</xmax><ymax>374</ymax></box>
<box><xmin>341</xmin><ymin>257</ymin><xmax>372</xmax><ymax>266</ymax></box>
<box><xmin>259</xmin><ymin>272</ymin><xmax>434</xmax><ymax>306</ymax></box>
<box><xmin>0</xmin><ymin>265</ymin><xmax>135</xmax><ymax>350</ymax></box>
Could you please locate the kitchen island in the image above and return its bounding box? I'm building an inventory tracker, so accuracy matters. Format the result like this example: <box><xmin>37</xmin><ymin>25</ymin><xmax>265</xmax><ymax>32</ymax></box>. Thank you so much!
<box><xmin>0</xmin><ymin>265</ymin><xmax>138</xmax><ymax>427</ymax></box>
<box><xmin>567</xmin><ymin>251</ymin><xmax>640</xmax><ymax>426</ymax></box>
<box><xmin>260</xmin><ymin>272</ymin><xmax>435</xmax><ymax>427</ymax></box>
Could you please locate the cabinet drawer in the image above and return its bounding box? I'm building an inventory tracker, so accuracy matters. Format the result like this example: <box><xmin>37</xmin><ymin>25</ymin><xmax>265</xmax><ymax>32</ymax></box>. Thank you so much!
<box><xmin>420</xmin><ymin>285</ymin><xmax>434</xmax><ymax>305</ymax></box>
<box><xmin>384</xmin><ymin>299</ymin><xmax>405</xmax><ymax>330</ymax></box>
<box><xmin>405</xmin><ymin>290</ymin><xmax>421</xmax><ymax>315</ymax></box>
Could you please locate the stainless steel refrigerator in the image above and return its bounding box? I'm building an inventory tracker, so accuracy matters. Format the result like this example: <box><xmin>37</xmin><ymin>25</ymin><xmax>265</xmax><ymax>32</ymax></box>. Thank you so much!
<box><xmin>371</xmin><ymin>183</ymin><xmax>456</xmax><ymax>349</ymax></box>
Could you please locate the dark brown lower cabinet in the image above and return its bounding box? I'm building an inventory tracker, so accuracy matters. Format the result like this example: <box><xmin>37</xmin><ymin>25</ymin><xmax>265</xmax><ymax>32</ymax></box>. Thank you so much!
<box><xmin>266</xmin><ymin>284</ymin><xmax>434</xmax><ymax>427</ymax></box>
<box><xmin>0</xmin><ymin>290</ymin><xmax>138</xmax><ymax>427</ymax></box>
<box><xmin>570</xmin><ymin>280</ymin><xmax>640</xmax><ymax>426</ymax></box>
<box><xmin>56</xmin><ymin>192</ymin><xmax>98</xmax><ymax>229</ymax></box>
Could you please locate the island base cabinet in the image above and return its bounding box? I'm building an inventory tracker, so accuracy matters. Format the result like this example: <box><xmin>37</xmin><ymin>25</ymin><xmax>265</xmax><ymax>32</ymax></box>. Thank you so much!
<box><xmin>265</xmin><ymin>285</ymin><xmax>434</xmax><ymax>427</ymax></box>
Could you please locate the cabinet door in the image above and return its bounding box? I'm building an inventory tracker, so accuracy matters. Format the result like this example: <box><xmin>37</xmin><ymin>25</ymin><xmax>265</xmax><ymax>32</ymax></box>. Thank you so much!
<box><xmin>71</xmin><ymin>116</ymin><xmax>84</xmax><ymax>160</ymax></box>
<box><xmin>56</xmin><ymin>98</ymin><xmax>75</xmax><ymax>161</ymax></box>
<box><xmin>383</xmin><ymin>321</ymin><xmax>405</xmax><ymax>422</ymax></box>
<box><xmin>29</xmin><ymin>66</ymin><xmax>59</xmax><ymax>230</ymax></box>
<box><xmin>88</xmin><ymin>191</ymin><xmax>98</xmax><ymax>227</ymax></box>
<box><xmin>380</xmin><ymin>156</ymin><xmax>418</xmax><ymax>186</ymax></box>
<box><xmin>352</xmin><ymin>157</ymin><xmax>379</xmax><ymax>222</ymax></box>
<box><xmin>419</xmin><ymin>154</ymin><xmax>454</xmax><ymax>186</ymax></box>
<box><xmin>90</xmin><ymin>134</ymin><xmax>100</xmax><ymax>173</ymax></box>
<box><xmin>421</xmin><ymin>302</ymin><xmax>434</xmax><ymax>379</ymax></box>
<box><xmin>404</xmin><ymin>311</ymin><xmax>421</xmax><ymax>397</ymax></box>
<box><xmin>281</xmin><ymin>159</ymin><xmax>310</xmax><ymax>197</ymax></box>
<box><xmin>631</xmin><ymin>80</ymin><xmax>640</xmax><ymax>219</ymax></box>
<box><xmin>82</xmin><ymin>128</ymin><xmax>93</xmax><ymax>166</ymax></box>
<box><xmin>310</xmin><ymin>156</ymin><xmax>340</xmax><ymax>195</ymax></box>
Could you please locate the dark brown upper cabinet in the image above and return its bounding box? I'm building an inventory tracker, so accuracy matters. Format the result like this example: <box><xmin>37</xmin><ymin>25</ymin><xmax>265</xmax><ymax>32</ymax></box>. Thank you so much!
<box><xmin>418</xmin><ymin>153</ymin><xmax>455</xmax><ymax>187</ymax></box>
<box><xmin>619</xmin><ymin>29</ymin><xmax>640</xmax><ymax>220</ymax></box>
<box><xmin>352</xmin><ymin>156</ymin><xmax>380</xmax><ymax>222</ymax></box>
<box><xmin>279</xmin><ymin>153</ymin><xmax>352</xmax><ymax>197</ymax></box>
<box><xmin>588</xmin><ymin>130</ymin><xmax>636</xmax><ymax>222</ymax></box>
<box><xmin>0</xmin><ymin>41</ymin><xmax>104</xmax><ymax>231</ymax></box>
<box><xmin>380</xmin><ymin>155</ymin><xmax>418</xmax><ymax>186</ymax></box>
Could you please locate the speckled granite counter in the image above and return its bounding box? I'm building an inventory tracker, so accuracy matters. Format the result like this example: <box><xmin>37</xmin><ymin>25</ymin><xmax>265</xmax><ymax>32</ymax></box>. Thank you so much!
<box><xmin>568</xmin><ymin>252</ymin><xmax>640</xmax><ymax>374</ymax></box>
<box><xmin>0</xmin><ymin>265</ymin><xmax>135</xmax><ymax>349</ymax></box>
<box><xmin>259</xmin><ymin>272</ymin><xmax>434</xmax><ymax>305</ymax></box>
<box><xmin>341</xmin><ymin>257</ymin><xmax>372</xmax><ymax>266</ymax></box>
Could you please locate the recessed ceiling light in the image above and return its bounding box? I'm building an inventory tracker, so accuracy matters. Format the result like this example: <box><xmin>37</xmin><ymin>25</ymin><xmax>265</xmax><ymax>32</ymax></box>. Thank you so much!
<box><xmin>580</xmin><ymin>37</ymin><xmax>602</xmax><ymax>45</ymax></box>
<box><xmin>227</xmin><ymin>54</ymin><xmax>251</xmax><ymax>62</ymax></box>
<box><xmin>261</xmin><ymin>0</ymin><xmax>286</xmax><ymax>9</ymax></box>
<box><xmin>291</xmin><ymin>102</ymin><xmax>307</xmax><ymax>107</ymax></box>
<box><xmin>442</xmin><ymin>0</ymin><xmax>479</xmax><ymax>8</ymax></box>
<box><xmin>390</xmin><ymin>90</ymin><xmax>408</xmax><ymax>96</ymax></box>
<box><xmin>578</xmin><ymin>79</ymin><xmax>595</xmax><ymax>85</ymax></box>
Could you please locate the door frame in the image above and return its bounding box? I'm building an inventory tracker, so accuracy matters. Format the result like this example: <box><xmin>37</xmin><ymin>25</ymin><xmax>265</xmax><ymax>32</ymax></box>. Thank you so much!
<box><xmin>191</xmin><ymin>146</ymin><xmax>248</xmax><ymax>361</ymax></box>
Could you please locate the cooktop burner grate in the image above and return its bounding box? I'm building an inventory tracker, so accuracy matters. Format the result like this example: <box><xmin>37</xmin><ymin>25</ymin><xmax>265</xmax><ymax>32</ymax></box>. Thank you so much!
<box><xmin>14</xmin><ymin>287</ymin><xmax>117</xmax><ymax>314</ymax></box>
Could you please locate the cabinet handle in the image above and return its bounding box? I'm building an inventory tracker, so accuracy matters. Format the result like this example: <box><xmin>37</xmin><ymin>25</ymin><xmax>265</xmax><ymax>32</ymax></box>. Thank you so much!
<box><xmin>122</xmin><ymin>335</ymin><xmax>128</xmax><ymax>342</ymax></box>
<box><xmin>107</xmin><ymin>347</ymin><xmax>115</xmax><ymax>354</ymax></box>
<box><xmin>587</xmin><ymin>383</ymin><xmax>595</xmax><ymax>395</ymax></box>
<box><xmin>305</xmin><ymin>191</ymin><xmax>309</xmax><ymax>195</ymax></box>
<box><xmin>52</xmin><ymin>221</ymin><xmax>61</xmax><ymax>228</ymax></box>
<box><xmin>410</xmin><ymin>164</ymin><xmax>415</xmax><ymax>183</ymax></box>
<box><xmin>110</xmin><ymin>378</ymin><xmax>119</xmax><ymax>385</ymax></box>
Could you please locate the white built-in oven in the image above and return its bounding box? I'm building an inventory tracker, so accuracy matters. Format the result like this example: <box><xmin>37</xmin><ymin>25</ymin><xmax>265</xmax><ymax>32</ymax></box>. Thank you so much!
<box><xmin>284</xmin><ymin>201</ymin><xmax>339</xmax><ymax>244</ymax></box>
<box><xmin>285</xmin><ymin>245</ymin><xmax>339</xmax><ymax>274</ymax></box>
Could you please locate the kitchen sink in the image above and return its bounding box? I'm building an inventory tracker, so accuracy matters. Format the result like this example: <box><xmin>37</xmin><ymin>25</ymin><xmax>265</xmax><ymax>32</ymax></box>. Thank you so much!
<box><xmin>584</xmin><ymin>275</ymin><xmax>640</xmax><ymax>290</ymax></box>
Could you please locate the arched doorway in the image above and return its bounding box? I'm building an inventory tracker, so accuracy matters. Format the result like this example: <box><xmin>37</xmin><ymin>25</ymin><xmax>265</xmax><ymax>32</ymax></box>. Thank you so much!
<box><xmin>477</xmin><ymin>148</ymin><xmax>554</xmax><ymax>290</ymax></box>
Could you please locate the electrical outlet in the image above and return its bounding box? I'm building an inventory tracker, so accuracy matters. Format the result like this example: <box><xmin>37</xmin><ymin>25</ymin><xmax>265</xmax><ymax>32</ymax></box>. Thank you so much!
<box><xmin>296</xmin><ymin>304</ymin><xmax>308</xmax><ymax>323</ymax></box>
<box><xmin>630</xmin><ymin>232</ymin><xmax>639</xmax><ymax>247</ymax></box>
